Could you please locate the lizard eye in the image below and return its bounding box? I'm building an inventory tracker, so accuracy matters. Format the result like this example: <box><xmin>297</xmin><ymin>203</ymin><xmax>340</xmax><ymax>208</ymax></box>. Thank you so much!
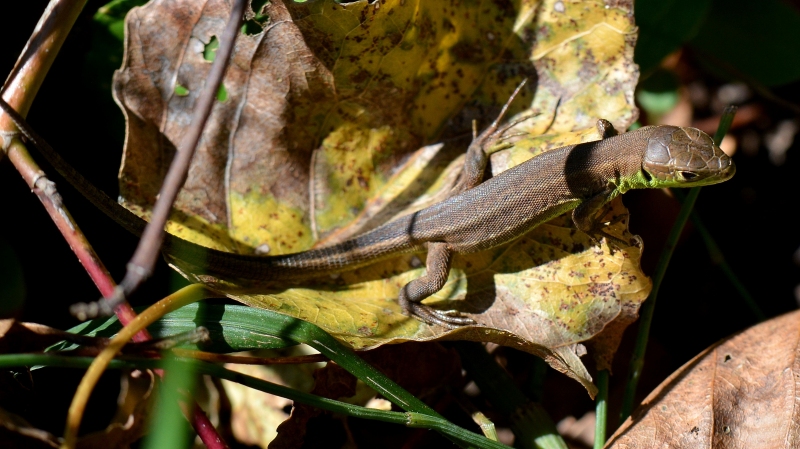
<box><xmin>678</xmin><ymin>170</ymin><xmax>699</xmax><ymax>181</ymax></box>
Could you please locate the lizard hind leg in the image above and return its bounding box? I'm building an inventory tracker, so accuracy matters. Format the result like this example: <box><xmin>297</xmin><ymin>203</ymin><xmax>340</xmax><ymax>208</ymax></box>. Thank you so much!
<box><xmin>398</xmin><ymin>242</ymin><xmax>476</xmax><ymax>328</ymax></box>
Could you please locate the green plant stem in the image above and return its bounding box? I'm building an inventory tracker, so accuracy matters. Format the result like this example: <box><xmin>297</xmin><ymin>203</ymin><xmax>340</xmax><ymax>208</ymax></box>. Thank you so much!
<box><xmin>61</xmin><ymin>304</ymin><xmax>481</xmax><ymax>447</ymax></box>
<box><xmin>672</xmin><ymin>190</ymin><xmax>765</xmax><ymax>321</ymax></box>
<box><xmin>593</xmin><ymin>370</ymin><xmax>608</xmax><ymax>449</ymax></box>
<box><xmin>77</xmin><ymin>302</ymin><xmax>439</xmax><ymax>416</ymax></box>
<box><xmin>0</xmin><ymin>354</ymin><xmax>510</xmax><ymax>449</ymax></box>
<box><xmin>619</xmin><ymin>106</ymin><xmax>737</xmax><ymax>422</ymax></box>
<box><xmin>142</xmin><ymin>355</ymin><xmax>197</xmax><ymax>449</ymax></box>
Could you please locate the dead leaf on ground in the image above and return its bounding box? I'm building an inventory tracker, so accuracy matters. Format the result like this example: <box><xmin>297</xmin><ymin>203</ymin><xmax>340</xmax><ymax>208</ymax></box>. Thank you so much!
<box><xmin>76</xmin><ymin>370</ymin><xmax>156</xmax><ymax>449</ymax></box>
<box><xmin>271</xmin><ymin>361</ymin><xmax>356</xmax><ymax>449</ymax></box>
<box><xmin>606</xmin><ymin>309</ymin><xmax>800</xmax><ymax>448</ymax></box>
<box><xmin>0</xmin><ymin>320</ymin><xmax>103</xmax><ymax>353</ymax></box>
<box><xmin>0</xmin><ymin>406</ymin><xmax>60</xmax><ymax>449</ymax></box>
<box><xmin>114</xmin><ymin>0</ymin><xmax>642</xmax><ymax>394</ymax></box>
<box><xmin>220</xmin><ymin>346</ymin><xmax>326</xmax><ymax>447</ymax></box>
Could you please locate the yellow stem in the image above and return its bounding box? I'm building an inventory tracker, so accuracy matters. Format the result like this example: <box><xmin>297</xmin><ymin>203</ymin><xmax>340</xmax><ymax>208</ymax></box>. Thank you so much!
<box><xmin>62</xmin><ymin>284</ymin><xmax>213</xmax><ymax>449</ymax></box>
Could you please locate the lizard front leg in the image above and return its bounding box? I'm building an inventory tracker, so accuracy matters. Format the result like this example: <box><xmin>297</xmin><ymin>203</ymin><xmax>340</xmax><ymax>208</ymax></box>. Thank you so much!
<box><xmin>572</xmin><ymin>186</ymin><xmax>638</xmax><ymax>249</ymax></box>
<box><xmin>452</xmin><ymin>80</ymin><xmax>529</xmax><ymax>194</ymax></box>
<box><xmin>399</xmin><ymin>242</ymin><xmax>476</xmax><ymax>327</ymax></box>
<box><xmin>401</xmin><ymin>82</ymin><xmax>528</xmax><ymax>327</ymax></box>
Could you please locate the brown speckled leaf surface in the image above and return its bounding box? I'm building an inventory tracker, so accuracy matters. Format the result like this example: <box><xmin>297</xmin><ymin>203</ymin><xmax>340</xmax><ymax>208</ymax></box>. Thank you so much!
<box><xmin>606</xmin><ymin>310</ymin><xmax>800</xmax><ymax>448</ymax></box>
<box><xmin>114</xmin><ymin>0</ymin><xmax>642</xmax><ymax>395</ymax></box>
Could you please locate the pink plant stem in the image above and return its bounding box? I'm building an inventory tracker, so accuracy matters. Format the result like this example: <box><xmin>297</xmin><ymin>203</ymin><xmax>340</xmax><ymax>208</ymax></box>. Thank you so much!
<box><xmin>1</xmin><ymin>0</ymin><xmax>148</xmax><ymax>340</ymax></box>
<box><xmin>0</xmin><ymin>2</ymin><xmax>228</xmax><ymax>447</ymax></box>
<box><xmin>193</xmin><ymin>405</ymin><xmax>230</xmax><ymax>449</ymax></box>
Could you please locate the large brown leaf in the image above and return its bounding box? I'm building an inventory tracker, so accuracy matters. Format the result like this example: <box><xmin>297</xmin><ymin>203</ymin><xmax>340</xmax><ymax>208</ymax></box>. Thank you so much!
<box><xmin>113</xmin><ymin>0</ymin><xmax>642</xmax><ymax>394</ymax></box>
<box><xmin>606</xmin><ymin>310</ymin><xmax>800</xmax><ymax>448</ymax></box>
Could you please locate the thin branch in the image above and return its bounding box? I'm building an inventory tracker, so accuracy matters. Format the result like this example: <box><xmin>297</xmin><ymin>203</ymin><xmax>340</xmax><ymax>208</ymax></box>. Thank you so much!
<box><xmin>114</xmin><ymin>0</ymin><xmax>247</xmax><ymax>304</ymax></box>
<box><xmin>0</xmin><ymin>2</ymin><xmax>236</xmax><ymax>447</ymax></box>
<box><xmin>0</xmin><ymin>0</ymin><xmax>147</xmax><ymax>334</ymax></box>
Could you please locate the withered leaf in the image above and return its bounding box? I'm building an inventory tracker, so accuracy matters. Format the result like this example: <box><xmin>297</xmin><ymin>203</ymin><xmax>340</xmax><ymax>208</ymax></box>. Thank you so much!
<box><xmin>114</xmin><ymin>0</ymin><xmax>642</xmax><ymax>394</ymax></box>
<box><xmin>76</xmin><ymin>370</ymin><xmax>156</xmax><ymax>449</ymax></box>
<box><xmin>606</xmin><ymin>310</ymin><xmax>800</xmax><ymax>448</ymax></box>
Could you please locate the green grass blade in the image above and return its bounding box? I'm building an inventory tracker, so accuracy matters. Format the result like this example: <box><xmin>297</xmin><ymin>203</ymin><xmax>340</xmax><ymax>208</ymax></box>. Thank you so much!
<box><xmin>620</xmin><ymin>106</ymin><xmax>737</xmax><ymax>422</ymax></box>
<box><xmin>593</xmin><ymin>370</ymin><xmax>608</xmax><ymax>449</ymax></box>
<box><xmin>142</xmin><ymin>355</ymin><xmax>197</xmax><ymax>449</ymax></box>
<box><xmin>0</xmin><ymin>354</ymin><xmax>510</xmax><ymax>449</ymax></box>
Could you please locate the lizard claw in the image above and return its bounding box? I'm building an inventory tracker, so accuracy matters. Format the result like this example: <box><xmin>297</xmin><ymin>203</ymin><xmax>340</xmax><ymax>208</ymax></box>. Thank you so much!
<box><xmin>403</xmin><ymin>302</ymin><xmax>476</xmax><ymax>329</ymax></box>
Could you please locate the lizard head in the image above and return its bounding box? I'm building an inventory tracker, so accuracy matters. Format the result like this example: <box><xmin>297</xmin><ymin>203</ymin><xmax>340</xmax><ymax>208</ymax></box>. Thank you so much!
<box><xmin>641</xmin><ymin>125</ymin><xmax>735</xmax><ymax>187</ymax></box>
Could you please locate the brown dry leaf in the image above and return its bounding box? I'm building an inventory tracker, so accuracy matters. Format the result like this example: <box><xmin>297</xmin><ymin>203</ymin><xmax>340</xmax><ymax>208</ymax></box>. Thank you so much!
<box><xmin>114</xmin><ymin>0</ymin><xmax>642</xmax><ymax>394</ymax></box>
<box><xmin>0</xmin><ymin>406</ymin><xmax>60</xmax><ymax>449</ymax></box>
<box><xmin>221</xmin><ymin>347</ymin><xmax>325</xmax><ymax>447</ymax></box>
<box><xmin>76</xmin><ymin>370</ymin><xmax>156</xmax><ymax>449</ymax></box>
<box><xmin>271</xmin><ymin>362</ymin><xmax>356</xmax><ymax>449</ymax></box>
<box><xmin>0</xmin><ymin>320</ymin><xmax>99</xmax><ymax>353</ymax></box>
<box><xmin>606</xmin><ymin>310</ymin><xmax>800</xmax><ymax>448</ymax></box>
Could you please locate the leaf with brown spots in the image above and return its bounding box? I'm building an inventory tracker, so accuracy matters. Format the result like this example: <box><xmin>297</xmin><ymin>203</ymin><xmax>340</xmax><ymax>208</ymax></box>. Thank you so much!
<box><xmin>606</xmin><ymin>310</ymin><xmax>800</xmax><ymax>448</ymax></box>
<box><xmin>114</xmin><ymin>0</ymin><xmax>643</xmax><ymax>395</ymax></box>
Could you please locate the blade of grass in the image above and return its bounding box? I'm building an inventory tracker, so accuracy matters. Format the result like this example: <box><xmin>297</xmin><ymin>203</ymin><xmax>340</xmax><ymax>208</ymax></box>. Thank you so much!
<box><xmin>593</xmin><ymin>370</ymin><xmax>608</xmax><ymax>449</ymax></box>
<box><xmin>54</xmin><ymin>303</ymin><xmax>297</xmax><ymax>353</ymax></box>
<box><xmin>619</xmin><ymin>106</ymin><xmax>737</xmax><ymax>422</ymax></box>
<box><xmin>142</xmin><ymin>355</ymin><xmax>197</xmax><ymax>449</ymax></box>
<box><xmin>4</xmin><ymin>354</ymin><xmax>511</xmax><ymax>449</ymax></box>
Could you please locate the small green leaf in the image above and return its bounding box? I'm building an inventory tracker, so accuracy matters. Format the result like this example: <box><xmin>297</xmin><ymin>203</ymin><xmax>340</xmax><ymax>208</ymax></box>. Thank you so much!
<box><xmin>94</xmin><ymin>0</ymin><xmax>149</xmax><ymax>39</ymax></box>
<box><xmin>636</xmin><ymin>69</ymin><xmax>680</xmax><ymax>121</ymax></box>
<box><xmin>216</xmin><ymin>83</ymin><xmax>228</xmax><ymax>102</ymax></box>
<box><xmin>174</xmin><ymin>84</ymin><xmax>190</xmax><ymax>96</ymax></box>
<box><xmin>55</xmin><ymin>303</ymin><xmax>295</xmax><ymax>353</ymax></box>
<box><xmin>203</xmin><ymin>36</ymin><xmax>219</xmax><ymax>62</ymax></box>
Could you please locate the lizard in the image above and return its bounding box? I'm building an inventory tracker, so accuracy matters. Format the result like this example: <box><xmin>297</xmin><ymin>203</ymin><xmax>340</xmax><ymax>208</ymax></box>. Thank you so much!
<box><xmin>0</xmin><ymin>96</ymin><xmax>735</xmax><ymax>327</ymax></box>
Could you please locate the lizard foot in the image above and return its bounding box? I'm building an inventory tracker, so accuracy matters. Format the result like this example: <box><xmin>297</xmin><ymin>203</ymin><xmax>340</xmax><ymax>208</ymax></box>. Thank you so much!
<box><xmin>403</xmin><ymin>302</ymin><xmax>476</xmax><ymax>329</ymax></box>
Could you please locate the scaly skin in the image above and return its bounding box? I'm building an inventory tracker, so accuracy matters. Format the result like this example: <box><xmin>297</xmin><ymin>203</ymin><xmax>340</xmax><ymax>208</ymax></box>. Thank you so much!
<box><xmin>0</xmin><ymin>98</ymin><xmax>734</xmax><ymax>326</ymax></box>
